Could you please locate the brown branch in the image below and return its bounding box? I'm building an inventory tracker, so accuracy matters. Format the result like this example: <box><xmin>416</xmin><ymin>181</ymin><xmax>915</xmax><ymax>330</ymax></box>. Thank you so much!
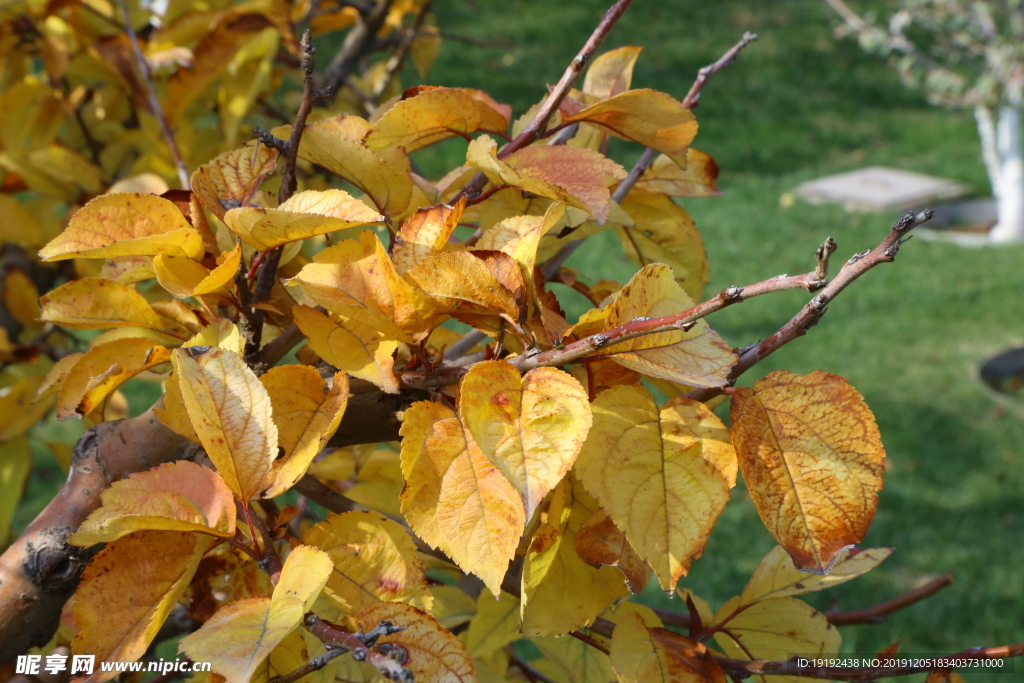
<box><xmin>267</xmin><ymin>647</ymin><xmax>348</xmax><ymax>683</ymax></box>
<box><xmin>826</xmin><ymin>574</ymin><xmax>954</xmax><ymax>626</ymax></box>
<box><xmin>687</xmin><ymin>208</ymin><xmax>933</xmax><ymax>402</ymax></box>
<box><xmin>114</xmin><ymin>0</ymin><xmax>190</xmax><ymax>190</ymax></box>
<box><xmin>541</xmin><ymin>31</ymin><xmax>758</xmax><ymax>278</ymax></box>
<box><xmin>452</xmin><ymin>0</ymin><xmax>636</xmax><ymax>203</ymax></box>
<box><xmin>369</xmin><ymin>1</ymin><xmax>433</xmax><ymax>104</ymax></box>
<box><xmin>304</xmin><ymin>615</ymin><xmax>411</xmax><ymax>682</ymax></box>
<box><xmin>321</xmin><ymin>0</ymin><xmax>397</xmax><ymax>95</ymax></box>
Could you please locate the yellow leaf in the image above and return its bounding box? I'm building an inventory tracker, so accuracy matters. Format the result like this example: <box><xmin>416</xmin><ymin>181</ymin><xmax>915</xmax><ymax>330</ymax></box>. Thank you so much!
<box><xmin>186</xmin><ymin>318</ymin><xmax>246</xmax><ymax>355</ymax></box>
<box><xmin>364</xmin><ymin>87</ymin><xmax>510</xmax><ymax>153</ymax></box>
<box><xmin>584</xmin><ymin>46</ymin><xmax>643</xmax><ymax>100</ymax></box>
<box><xmin>342</xmin><ymin>448</ymin><xmax>405</xmax><ymax>518</ymax></box>
<box><xmin>0</xmin><ymin>376</ymin><xmax>56</xmax><ymax>441</ymax></box>
<box><xmin>56</xmin><ymin>338</ymin><xmax>171</xmax><ymax>420</ymax></box>
<box><xmin>399</xmin><ymin>400</ymin><xmax>525</xmax><ymax>596</ymax></box>
<box><xmin>740</xmin><ymin>545</ymin><xmax>893</xmax><ymax>606</ymax></box>
<box><xmin>39</xmin><ymin>278</ymin><xmax>164</xmax><ymax>331</ymax></box>
<box><xmin>351</xmin><ymin>601</ymin><xmax>476</xmax><ymax>683</ymax></box>
<box><xmin>289</xmin><ymin>231</ymin><xmax>436</xmax><ymax>343</ymax></box>
<box><xmin>39</xmin><ymin>193</ymin><xmax>204</xmax><ymax>261</ymax></box>
<box><xmin>3</xmin><ymin>269</ymin><xmax>41</xmax><ymax>330</ymax></box>
<box><xmin>601</xmin><ymin>264</ymin><xmax>736</xmax><ymax>388</ymax></box>
<box><xmin>155</xmin><ymin>244</ymin><xmax>241</xmax><ymax>299</ymax></box>
<box><xmin>464</xmin><ymin>589</ymin><xmax>520</xmax><ymax>657</ymax></box>
<box><xmin>304</xmin><ymin>510</ymin><xmax>431</xmax><ymax>616</ymax></box>
<box><xmin>0</xmin><ymin>194</ymin><xmax>46</xmax><ymax>248</ymax></box>
<box><xmin>521</xmin><ymin>477</ymin><xmax>628</xmax><ymax>636</ymax></box>
<box><xmin>298</xmin><ymin>118</ymin><xmax>413</xmax><ymax>216</ymax></box>
<box><xmin>172</xmin><ymin>347</ymin><xmax>279</xmax><ymax>501</ymax></box>
<box><xmin>224</xmin><ymin>189</ymin><xmax>383</xmax><ymax>250</ymax></box>
<box><xmin>192</xmin><ymin>145</ymin><xmax>280</xmax><ymax>221</ymax></box>
<box><xmin>35</xmin><ymin>352</ymin><xmax>84</xmax><ymax>402</ymax></box>
<box><xmin>431</xmin><ymin>585</ymin><xmax>478</xmax><ymax>631</ymax></box>
<box><xmin>710</xmin><ymin>596</ymin><xmax>841</xmax><ymax>683</ymax></box>
<box><xmin>564</xmin><ymin>89</ymin><xmax>697</xmax><ymax>168</ymax></box>
<box><xmin>574</xmin><ymin>507</ymin><xmax>651</xmax><ymax>595</ymax></box>
<box><xmin>478</xmin><ymin>202</ymin><xmax>565</xmax><ymax>313</ymax></box>
<box><xmin>617</xmin><ymin>191</ymin><xmax>709</xmax><ymax>301</ymax></box>
<box><xmin>530</xmin><ymin>633</ymin><xmax>615</xmax><ymax>683</ymax></box>
<box><xmin>253</xmin><ymin>629</ymin><xmax>341</xmax><ymax>683</ymax></box>
<box><xmin>98</xmin><ymin>254</ymin><xmax>157</xmax><ymax>284</ymax></box>
<box><xmin>393</xmin><ymin>198</ymin><xmax>466</xmax><ymax>275</ymax></box>
<box><xmin>410</xmin><ymin>25</ymin><xmax>442</xmax><ymax>78</ymax></box>
<box><xmin>459</xmin><ymin>360</ymin><xmax>591</xmax><ymax>520</ymax></box>
<box><xmin>155</xmin><ymin>370</ymin><xmax>201</xmax><ymax>443</ymax></box>
<box><xmin>730</xmin><ymin>370</ymin><xmax>886</xmax><ymax>574</ymax></box>
<box><xmin>260</xmin><ymin>366</ymin><xmax>349</xmax><ymax>497</ymax></box>
<box><xmin>636</xmin><ymin>150</ymin><xmax>720</xmax><ymax>198</ymax></box>
<box><xmin>0</xmin><ymin>437</ymin><xmax>31</xmax><ymax>546</ymax></box>
<box><xmin>610</xmin><ymin>611</ymin><xmax>727</xmax><ymax>683</ymax></box>
<box><xmin>69</xmin><ymin>461</ymin><xmax>236</xmax><ymax>545</ymax></box>
<box><xmin>73</xmin><ymin>531</ymin><xmax>215</xmax><ymax>683</ymax></box>
<box><xmin>180</xmin><ymin>545</ymin><xmax>333</xmax><ymax>683</ymax></box>
<box><xmin>292</xmin><ymin>305</ymin><xmax>400</xmax><ymax>394</ymax></box>
<box><xmin>467</xmin><ymin>136</ymin><xmax>625</xmax><ymax>223</ymax></box>
<box><xmin>575</xmin><ymin>385</ymin><xmax>735</xmax><ymax>591</ymax></box>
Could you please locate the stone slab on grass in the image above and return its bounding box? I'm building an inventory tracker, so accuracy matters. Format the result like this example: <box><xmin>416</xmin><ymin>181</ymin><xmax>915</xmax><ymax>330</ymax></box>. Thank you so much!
<box><xmin>794</xmin><ymin>166</ymin><xmax>966</xmax><ymax>211</ymax></box>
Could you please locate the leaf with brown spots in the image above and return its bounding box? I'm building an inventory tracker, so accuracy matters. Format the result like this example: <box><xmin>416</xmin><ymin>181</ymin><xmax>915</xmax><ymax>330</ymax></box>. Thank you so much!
<box><xmin>303</xmin><ymin>511</ymin><xmax>432</xmax><ymax>617</ymax></box>
<box><xmin>56</xmin><ymin>338</ymin><xmax>171</xmax><ymax>421</ymax></box>
<box><xmin>392</xmin><ymin>198</ymin><xmax>466</xmax><ymax>275</ymax></box>
<box><xmin>740</xmin><ymin>545</ymin><xmax>892</xmax><ymax>606</ymax></box>
<box><xmin>636</xmin><ymin>150</ymin><xmax>720</xmax><ymax>198</ymax></box>
<box><xmin>39</xmin><ymin>278</ymin><xmax>164</xmax><ymax>331</ymax></box>
<box><xmin>191</xmin><ymin>145</ymin><xmax>279</xmax><ymax>221</ymax></box>
<box><xmin>364</xmin><ymin>87</ymin><xmax>510</xmax><ymax>153</ymax></box>
<box><xmin>610</xmin><ymin>611</ymin><xmax>727</xmax><ymax>683</ymax></box>
<box><xmin>730</xmin><ymin>370</ymin><xmax>886</xmax><ymax>574</ymax></box>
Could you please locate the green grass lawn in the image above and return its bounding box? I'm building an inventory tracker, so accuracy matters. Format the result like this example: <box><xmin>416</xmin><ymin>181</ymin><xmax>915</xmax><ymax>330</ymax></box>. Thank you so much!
<box><xmin>424</xmin><ymin>0</ymin><xmax>1024</xmax><ymax>678</ymax></box>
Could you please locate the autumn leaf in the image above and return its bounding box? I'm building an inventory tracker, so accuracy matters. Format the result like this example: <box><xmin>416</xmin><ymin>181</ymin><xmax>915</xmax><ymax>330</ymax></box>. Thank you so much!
<box><xmin>584</xmin><ymin>46</ymin><xmax>643</xmax><ymax>100</ymax></box>
<box><xmin>574</xmin><ymin>507</ymin><xmax>651</xmax><ymax>595</ymax></box>
<box><xmin>463</xmin><ymin>589</ymin><xmax>521</xmax><ymax>657</ymax></box>
<box><xmin>260</xmin><ymin>365</ymin><xmax>349</xmax><ymax>498</ymax></box>
<box><xmin>297</xmin><ymin>117</ymin><xmax>413</xmax><ymax>216</ymax></box>
<box><xmin>399</xmin><ymin>400</ymin><xmax>525</xmax><ymax>596</ymax></box>
<box><xmin>459</xmin><ymin>360</ymin><xmax>591</xmax><ymax>520</ymax></box>
<box><xmin>467</xmin><ymin>136</ymin><xmax>626</xmax><ymax>223</ymax></box>
<box><xmin>3</xmin><ymin>269</ymin><xmax>41</xmax><ymax>331</ymax></box>
<box><xmin>393</xmin><ymin>199</ymin><xmax>466</xmax><ymax>275</ymax></box>
<box><xmin>575</xmin><ymin>385</ymin><xmax>736</xmax><ymax>591</ymax></box>
<box><xmin>39</xmin><ymin>278</ymin><xmax>164</xmax><ymax>331</ymax></box>
<box><xmin>289</xmin><ymin>230</ymin><xmax>437</xmax><ymax>343</ymax></box>
<box><xmin>0</xmin><ymin>376</ymin><xmax>56</xmax><ymax>441</ymax></box>
<box><xmin>740</xmin><ymin>545</ymin><xmax>893</xmax><ymax>606</ymax></box>
<box><xmin>73</xmin><ymin>531</ymin><xmax>216</xmax><ymax>683</ymax></box>
<box><xmin>303</xmin><ymin>510</ymin><xmax>432</xmax><ymax>617</ymax></box>
<box><xmin>69</xmin><ymin>461</ymin><xmax>236</xmax><ymax>545</ymax></box>
<box><xmin>430</xmin><ymin>585</ymin><xmax>478</xmax><ymax>631</ymax></box>
<box><xmin>224</xmin><ymin>189</ymin><xmax>383</xmax><ymax>250</ymax></box>
<box><xmin>180</xmin><ymin>545</ymin><xmax>333</xmax><ymax>683</ymax></box>
<box><xmin>192</xmin><ymin>145</ymin><xmax>280</xmax><ymax>221</ymax></box>
<box><xmin>154</xmin><ymin>244</ymin><xmax>241</xmax><ymax>299</ymax></box>
<box><xmin>730</xmin><ymin>370</ymin><xmax>886</xmax><ymax>573</ymax></box>
<box><xmin>38</xmin><ymin>193</ymin><xmax>204</xmax><ymax>261</ymax></box>
<box><xmin>0</xmin><ymin>438</ymin><xmax>31</xmax><ymax>546</ymax></box>
<box><xmin>364</xmin><ymin>87</ymin><xmax>510</xmax><ymax>153</ymax></box>
<box><xmin>521</xmin><ymin>477</ymin><xmax>629</xmax><ymax>636</ymax></box>
<box><xmin>563</xmin><ymin>89</ymin><xmax>697</xmax><ymax>167</ymax></box>
<box><xmin>600</xmin><ymin>264</ymin><xmax>736</xmax><ymax>388</ymax></box>
<box><xmin>610</xmin><ymin>611</ymin><xmax>727</xmax><ymax>683</ymax></box>
<box><xmin>350</xmin><ymin>601</ymin><xmax>476</xmax><ymax>683</ymax></box>
<box><xmin>255</xmin><ymin>629</ymin><xmax>341</xmax><ymax>683</ymax></box>
<box><xmin>530</xmin><ymin>633</ymin><xmax>616</xmax><ymax>683</ymax></box>
<box><xmin>172</xmin><ymin>347</ymin><xmax>279</xmax><ymax>501</ymax></box>
<box><xmin>292</xmin><ymin>305</ymin><xmax>400</xmax><ymax>394</ymax></box>
<box><xmin>186</xmin><ymin>318</ymin><xmax>246</xmax><ymax>355</ymax></box>
<box><xmin>56</xmin><ymin>338</ymin><xmax>170</xmax><ymax>420</ymax></box>
<box><xmin>636</xmin><ymin>150</ymin><xmax>720</xmax><ymax>198</ymax></box>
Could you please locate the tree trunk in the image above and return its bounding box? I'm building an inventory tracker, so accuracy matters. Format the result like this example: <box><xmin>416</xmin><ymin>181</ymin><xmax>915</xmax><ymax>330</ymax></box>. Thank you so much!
<box><xmin>981</xmin><ymin>103</ymin><xmax>1024</xmax><ymax>242</ymax></box>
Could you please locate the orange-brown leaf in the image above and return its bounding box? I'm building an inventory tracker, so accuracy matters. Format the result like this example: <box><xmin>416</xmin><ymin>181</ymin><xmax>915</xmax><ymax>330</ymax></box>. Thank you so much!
<box><xmin>575</xmin><ymin>508</ymin><xmax>651</xmax><ymax>594</ymax></box>
<box><xmin>636</xmin><ymin>150</ymin><xmax>720</xmax><ymax>198</ymax></box>
<box><xmin>729</xmin><ymin>370</ymin><xmax>886</xmax><ymax>573</ymax></box>
<box><xmin>364</xmin><ymin>87</ymin><xmax>510</xmax><ymax>153</ymax></box>
<box><xmin>191</xmin><ymin>145</ymin><xmax>279</xmax><ymax>221</ymax></box>
<box><xmin>610</xmin><ymin>611</ymin><xmax>727</xmax><ymax>683</ymax></box>
<box><xmin>56</xmin><ymin>338</ymin><xmax>171</xmax><ymax>420</ymax></box>
<box><xmin>393</xmin><ymin>198</ymin><xmax>466</xmax><ymax>275</ymax></box>
<box><xmin>584</xmin><ymin>46</ymin><xmax>643</xmax><ymax>100</ymax></box>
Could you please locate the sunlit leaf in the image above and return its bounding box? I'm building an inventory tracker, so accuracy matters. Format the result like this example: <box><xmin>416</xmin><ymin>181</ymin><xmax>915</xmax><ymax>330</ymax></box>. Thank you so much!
<box><xmin>364</xmin><ymin>87</ymin><xmax>510</xmax><ymax>153</ymax></box>
<box><xmin>611</xmin><ymin>611</ymin><xmax>727</xmax><ymax>683</ymax></box>
<box><xmin>56</xmin><ymin>338</ymin><xmax>171</xmax><ymax>420</ymax></box>
<box><xmin>393</xmin><ymin>199</ymin><xmax>466</xmax><ymax>275</ymax></box>
<box><xmin>39</xmin><ymin>278</ymin><xmax>164</xmax><ymax>331</ymax></box>
<box><xmin>740</xmin><ymin>545</ymin><xmax>893</xmax><ymax>606</ymax></box>
<box><xmin>192</xmin><ymin>145</ymin><xmax>279</xmax><ymax>221</ymax></box>
<box><xmin>292</xmin><ymin>305</ymin><xmax>400</xmax><ymax>394</ymax></box>
<box><xmin>154</xmin><ymin>244</ymin><xmax>241</xmax><ymax>299</ymax></box>
<box><xmin>583</xmin><ymin>46</ymin><xmax>643</xmax><ymax>100</ymax></box>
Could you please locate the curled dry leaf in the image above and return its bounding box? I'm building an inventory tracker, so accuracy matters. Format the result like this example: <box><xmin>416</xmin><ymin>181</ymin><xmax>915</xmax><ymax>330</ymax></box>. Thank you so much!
<box><xmin>38</xmin><ymin>193</ymin><xmax>204</xmax><ymax>261</ymax></box>
<box><xmin>392</xmin><ymin>198</ymin><xmax>466</xmax><ymax>275</ymax></box>
<box><xmin>40</xmin><ymin>278</ymin><xmax>164</xmax><ymax>331</ymax></box>
<box><xmin>224</xmin><ymin>189</ymin><xmax>383</xmax><ymax>250</ymax></box>
<box><xmin>56</xmin><ymin>338</ymin><xmax>171</xmax><ymax>420</ymax></box>
<box><xmin>563</xmin><ymin>89</ymin><xmax>697</xmax><ymax>168</ymax></box>
<box><xmin>172</xmin><ymin>347</ymin><xmax>279</xmax><ymax>502</ymax></box>
<box><xmin>729</xmin><ymin>370</ymin><xmax>886</xmax><ymax>574</ymax></box>
<box><xmin>636</xmin><ymin>150</ymin><xmax>720</xmax><ymax>198</ymax></box>
<box><xmin>191</xmin><ymin>145</ymin><xmax>279</xmax><ymax>221</ymax></box>
<box><xmin>350</xmin><ymin>602</ymin><xmax>476</xmax><ymax>683</ymax></box>
<box><xmin>601</xmin><ymin>264</ymin><xmax>736</xmax><ymax>388</ymax></box>
<box><xmin>575</xmin><ymin>385</ymin><xmax>736</xmax><ymax>591</ymax></box>
<box><xmin>364</xmin><ymin>86</ymin><xmax>511</xmax><ymax>153</ymax></box>
<box><xmin>73</xmin><ymin>531</ymin><xmax>216</xmax><ymax>683</ymax></box>
<box><xmin>610</xmin><ymin>611</ymin><xmax>727</xmax><ymax>683</ymax></box>
<box><xmin>292</xmin><ymin>305</ymin><xmax>400</xmax><ymax>394</ymax></box>
<box><xmin>69</xmin><ymin>461</ymin><xmax>236</xmax><ymax>545</ymax></box>
<box><xmin>303</xmin><ymin>510</ymin><xmax>432</xmax><ymax>617</ymax></box>
<box><xmin>574</xmin><ymin>507</ymin><xmax>651</xmax><ymax>595</ymax></box>
<box><xmin>259</xmin><ymin>365</ymin><xmax>349</xmax><ymax>498</ymax></box>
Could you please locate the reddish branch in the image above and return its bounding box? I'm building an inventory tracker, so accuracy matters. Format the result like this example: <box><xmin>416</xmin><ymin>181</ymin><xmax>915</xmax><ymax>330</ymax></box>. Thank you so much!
<box><xmin>541</xmin><ymin>31</ymin><xmax>759</xmax><ymax>278</ymax></box>
<box><xmin>302</xmin><ymin>615</ymin><xmax>411</xmax><ymax>683</ymax></box>
<box><xmin>452</xmin><ymin>0</ymin><xmax>636</xmax><ymax>204</ymax></box>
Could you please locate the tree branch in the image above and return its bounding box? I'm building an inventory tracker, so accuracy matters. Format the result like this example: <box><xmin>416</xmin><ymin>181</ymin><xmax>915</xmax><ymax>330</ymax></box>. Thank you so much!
<box><xmin>304</xmin><ymin>615</ymin><xmax>411</xmax><ymax>683</ymax></box>
<box><xmin>114</xmin><ymin>0</ymin><xmax>190</xmax><ymax>190</ymax></box>
<box><xmin>321</xmin><ymin>0</ymin><xmax>397</xmax><ymax>94</ymax></box>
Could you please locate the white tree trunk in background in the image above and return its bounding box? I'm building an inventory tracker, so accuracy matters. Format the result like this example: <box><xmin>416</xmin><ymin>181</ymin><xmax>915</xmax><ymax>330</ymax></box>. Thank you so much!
<box><xmin>977</xmin><ymin>103</ymin><xmax>1024</xmax><ymax>242</ymax></box>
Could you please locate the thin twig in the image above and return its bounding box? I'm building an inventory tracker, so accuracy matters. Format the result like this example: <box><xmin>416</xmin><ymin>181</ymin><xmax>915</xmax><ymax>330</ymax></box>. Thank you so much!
<box><xmin>267</xmin><ymin>648</ymin><xmax>348</xmax><ymax>683</ymax></box>
<box><xmin>541</xmin><ymin>31</ymin><xmax>758</xmax><ymax>278</ymax></box>
<box><xmin>300</xmin><ymin>616</ymin><xmax>412</xmax><ymax>683</ymax></box>
<box><xmin>513</xmin><ymin>654</ymin><xmax>560</xmax><ymax>683</ymax></box>
<box><xmin>370</xmin><ymin>1</ymin><xmax>434</xmax><ymax>103</ymax></box>
<box><xmin>114</xmin><ymin>0</ymin><xmax>190</xmax><ymax>190</ymax></box>
<box><xmin>451</xmin><ymin>0</ymin><xmax>636</xmax><ymax>204</ymax></box>
<box><xmin>826</xmin><ymin>574</ymin><xmax>954</xmax><ymax>626</ymax></box>
<box><xmin>322</xmin><ymin>0</ymin><xmax>397</xmax><ymax>94</ymax></box>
